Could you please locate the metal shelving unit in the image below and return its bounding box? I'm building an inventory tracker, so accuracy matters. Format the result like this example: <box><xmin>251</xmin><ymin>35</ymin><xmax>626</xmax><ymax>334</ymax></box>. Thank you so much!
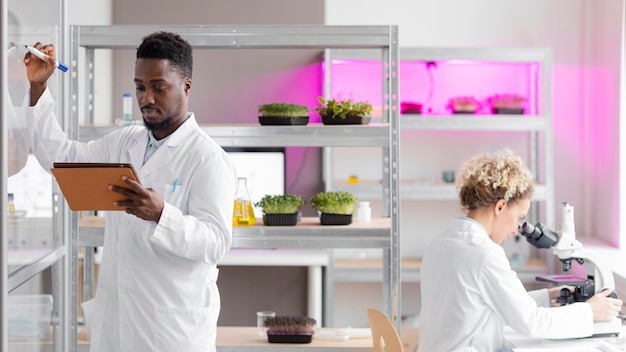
<box><xmin>323</xmin><ymin>47</ymin><xmax>555</xmax><ymax>283</ymax></box>
<box><xmin>70</xmin><ymin>25</ymin><xmax>401</xmax><ymax>328</ymax></box>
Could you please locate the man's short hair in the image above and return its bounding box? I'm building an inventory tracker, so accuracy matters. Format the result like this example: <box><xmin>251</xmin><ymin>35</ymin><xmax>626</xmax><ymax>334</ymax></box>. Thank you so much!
<box><xmin>136</xmin><ymin>31</ymin><xmax>193</xmax><ymax>80</ymax></box>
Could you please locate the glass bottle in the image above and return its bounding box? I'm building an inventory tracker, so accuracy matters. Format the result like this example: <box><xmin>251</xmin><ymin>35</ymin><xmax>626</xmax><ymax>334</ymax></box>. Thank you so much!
<box><xmin>7</xmin><ymin>193</ymin><xmax>15</xmax><ymax>213</ymax></box>
<box><xmin>123</xmin><ymin>93</ymin><xmax>133</xmax><ymax>121</ymax></box>
<box><xmin>233</xmin><ymin>177</ymin><xmax>256</xmax><ymax>226</ymax></box>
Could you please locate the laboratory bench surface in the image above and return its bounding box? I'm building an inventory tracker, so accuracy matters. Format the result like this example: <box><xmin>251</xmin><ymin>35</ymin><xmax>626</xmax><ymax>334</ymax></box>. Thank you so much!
<box><xmin>71</xmin><ymin>327</ymin><xmax>375</xmax><ymax>352</ymax></box>
<box><xmin>502</xmin><ymin>325</ymin><xmax>626</xmax><ymax>351</ymax></box>
<box><xmin>216</xmin><ymin>327</ymin><xmax>373</xmax><ymax>351</ymax></box>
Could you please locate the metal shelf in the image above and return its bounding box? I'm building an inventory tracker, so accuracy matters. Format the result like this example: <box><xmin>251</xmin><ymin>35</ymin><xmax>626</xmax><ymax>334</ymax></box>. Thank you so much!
<box><xmin>399</xmin><ymin>115</ymin><xmax>548</xmax><ymax>131</ymax></box>
<box><xmin>79</xmin><ymin>217</ymin><xmax>390</xmax><ymax>249</ymax></box>
<box><xmin>73</xmin><ymin>25</ymin><xmax>396</xmax><ymax>50</ymax></box>
<box><xmin>79</xmin><ymin>123</ymin><xmax>391</xmax><ymax>147</ymax></box>
<box><xmin>332</xmin><ymin>182</ymin><xmax>548</xmax><ymax>201</ymax></box>
<box><xmin>232</xmin><ymin>218</ymin><xmax>391</xmax><ymax>249</ymax></box>
<box><xmin>324</xmin><ymin>46</ymin><xmax>554</xmax><ymax>225</ymax></box>
<box><xmin>331</xmin><ymin>257</ymin><xmax>547</xmax><ymax>284</ymax></box>
<box><xmin>71</xmin><ymin>24</ymin><xmax>401</xmax><ymax>329</ymax></box>
<box><xmin>327</xmin><ymin>47</ymin><xmax>552</xmax><ymax>63</ymax></box>
<box><xmin>323</xmin><ymin>46</ymin><xmax>555</xmax><ymax>307</ymax></box>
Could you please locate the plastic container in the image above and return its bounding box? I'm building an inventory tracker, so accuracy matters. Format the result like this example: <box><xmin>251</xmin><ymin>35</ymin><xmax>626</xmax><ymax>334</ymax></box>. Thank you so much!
<box><xmin>263</xmin><ymin>213</ymin><xmax>299</xmax><ymax>226</ymax></box>
<box><xmin>357</xmin><ymin>201</ymin><xmax>371</xmax><ymax>223</ymax></box>
<box><xmin>7</xmin><ymin>294</ymin><xmax>53</xmax><ymax>341</ymax></box>
<box><xmin>319</xmin><ymin>213</ymin><xmax>352</xmax><ymax>225</ymax></box>
<box><xmin>268</xmin><ymin>334</ymin><xmax>313</xmax><ymax>343</ymax></box>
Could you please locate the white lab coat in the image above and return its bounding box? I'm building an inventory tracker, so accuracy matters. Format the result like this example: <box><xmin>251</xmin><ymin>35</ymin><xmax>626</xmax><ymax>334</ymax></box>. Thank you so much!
<box><xmin>26</xmin><ymin>88</ymin><xmax>236</xmax><ymax>352</ymax></box>
<box><xmin>418</xmin><ymin>217</ymin><xmax>593</xmax><ymax>352</ymax></box>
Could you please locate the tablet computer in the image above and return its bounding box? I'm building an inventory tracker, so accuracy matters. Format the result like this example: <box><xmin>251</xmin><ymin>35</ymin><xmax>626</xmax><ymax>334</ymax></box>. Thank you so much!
<box><xmin>51</xmin><ymin>162</ymin><xmax>140</xmax><ymax>211</ymax></box>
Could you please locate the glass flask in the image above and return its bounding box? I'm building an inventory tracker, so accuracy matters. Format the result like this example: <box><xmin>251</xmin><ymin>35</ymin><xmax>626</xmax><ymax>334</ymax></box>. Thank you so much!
<box><xmin>233</xmin><ymin>177</ymin><xmax>256</xmax><ymax>226</ymax></box>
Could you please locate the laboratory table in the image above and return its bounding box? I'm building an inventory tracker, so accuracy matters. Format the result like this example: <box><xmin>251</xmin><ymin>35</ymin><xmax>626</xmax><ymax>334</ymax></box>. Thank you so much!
<box><xmin>216</xmin><ymin>327</ymin><xmax>373</xmax><ymax>351</ymax></box>
<box><xmin>502</xmin><ymin>325</ymin><xmax>626</xmax><ymax>351</ymax></box>
<box><xmin>72</xmin><ymin>327</ymin><xmax>373</xmax><ymax>352</ymax></box>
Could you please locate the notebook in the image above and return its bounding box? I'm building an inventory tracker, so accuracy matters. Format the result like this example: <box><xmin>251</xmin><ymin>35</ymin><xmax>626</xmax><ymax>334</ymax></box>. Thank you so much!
<box><xmin>51</xmin><ymin>162</ymin><xmax>140</xmax><ymax>211</ymax></box>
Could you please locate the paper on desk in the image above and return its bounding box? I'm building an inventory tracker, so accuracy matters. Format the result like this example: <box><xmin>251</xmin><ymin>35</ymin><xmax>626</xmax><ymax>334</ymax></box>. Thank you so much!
<box><xmin>339</xmin><ymin>327</ymin><xmax>372</xmax><ymax>339</ymax></box>
<box><xmin>315</xmin><ymin>330</ymin><xmax>350</xmax><ymax>341</ymax></box>
<box><xmin>315</xmin><ymin>327</ymin><xmax>372</xmax><ymax>341</ymax></box>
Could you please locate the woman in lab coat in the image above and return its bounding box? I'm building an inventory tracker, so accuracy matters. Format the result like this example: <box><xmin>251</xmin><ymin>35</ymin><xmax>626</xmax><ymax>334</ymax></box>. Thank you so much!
<box><xmin>418</xmin><ymin>149</ymin><xmax>622</xmax><ymax>352</ymax></box>
<box><xmin>24</xmin><ymin>33</ymin><xmax>236</xmax><ymax>352</ymax></box>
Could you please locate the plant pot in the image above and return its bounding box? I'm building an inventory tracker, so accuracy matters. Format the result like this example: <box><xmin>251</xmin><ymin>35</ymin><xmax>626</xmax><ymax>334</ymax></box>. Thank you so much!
<box><xmin>321</xmin><ymin>115</ymin><xmax>371</xmax><ymax>125</ymax></box>
<box><xmin>259</xmin><ymin>116</ymin><xmax>309</xmax><ymax>126</ymax></box>
<box><xmin>319</xmin><ymin>213</ymin><xmax>353</xmax><ymax>225</ymax></box>
<box><xmin>401</xmin><ymin>102</ymin><xmax>422</xmax><ymax>115</ymax></box>
<box><xmin>492</xmin><ymin>107</ymin><xmax>524</xmax><ymax>115</ymax></box>
<box><xmin>262</xmin><ymin>213</ymin><xmax>299</xmax><ymax>226</ymax></box>
<box><xmin>452</xmin><ymin>110</ymin><xmax>476</xmax><ymax>115</ymax></box>
<box><xmin>267</xmin><ymin>334</ymin><xmax>313</xmax><ymax>344</ymax></box>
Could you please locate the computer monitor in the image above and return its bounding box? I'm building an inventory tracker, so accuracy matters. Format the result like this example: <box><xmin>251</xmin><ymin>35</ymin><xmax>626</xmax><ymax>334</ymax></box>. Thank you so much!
<box><xmin>224</xmin><ymin>147</ymin><xmax>286</xmax><ymax>218</ymax></box>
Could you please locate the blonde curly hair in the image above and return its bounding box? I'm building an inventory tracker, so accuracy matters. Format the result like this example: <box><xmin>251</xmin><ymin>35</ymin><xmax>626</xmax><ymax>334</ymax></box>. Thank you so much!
<box><xmin>458</xmin><ymin>149</ymin><xmax>534</xmax><ymax>211</ymax></box>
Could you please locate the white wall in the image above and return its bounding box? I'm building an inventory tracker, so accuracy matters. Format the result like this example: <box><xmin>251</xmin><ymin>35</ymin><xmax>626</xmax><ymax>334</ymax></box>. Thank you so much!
<box><xmin>68</xmin><ymin>0</ymin><xmax>113</xmax><ymax>124</ymax></box>
<box><xmin>585</xmin><ymin>0</ymin><xmax>624</xmax><ymax>247</ymax></box>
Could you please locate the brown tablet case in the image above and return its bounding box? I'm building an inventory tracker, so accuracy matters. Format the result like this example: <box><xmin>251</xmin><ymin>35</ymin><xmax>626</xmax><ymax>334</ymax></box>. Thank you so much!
<box><xmin>51</xmin><ymin>162</ymin><xmax>140</xmax><ymax>211</ymax></box>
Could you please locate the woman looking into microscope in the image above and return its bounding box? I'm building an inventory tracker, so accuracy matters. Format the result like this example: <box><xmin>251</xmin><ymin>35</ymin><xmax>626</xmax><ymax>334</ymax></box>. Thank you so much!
<box><xmin>417</xmin><ymin>149</ymin><xmax>622</xmax><ymax>352</ymax></box>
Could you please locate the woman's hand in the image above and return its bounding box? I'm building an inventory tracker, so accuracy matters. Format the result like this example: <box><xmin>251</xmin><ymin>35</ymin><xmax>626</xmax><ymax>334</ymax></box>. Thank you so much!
<box><xmin>587</xmin><ymin>289</ymin><xmax>623</xmax><ymax>322</ymax></box>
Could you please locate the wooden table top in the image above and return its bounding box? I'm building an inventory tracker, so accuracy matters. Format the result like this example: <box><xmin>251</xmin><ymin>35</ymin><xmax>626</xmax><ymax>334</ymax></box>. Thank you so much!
<box><xmin>216</xmin><ymin>327</ymin><xmax>373</xmax><ymax>351</ymax></box>
<box><xmin>77</xmin><ymin>326</ymin><xmax>373</xmax><ymax>351</ymax></box>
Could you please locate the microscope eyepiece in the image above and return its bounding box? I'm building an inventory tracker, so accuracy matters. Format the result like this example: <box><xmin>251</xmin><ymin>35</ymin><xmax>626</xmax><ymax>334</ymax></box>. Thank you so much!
<box><xmin>520</xmin><ymin>222</ymin><xmax>536</xmax><ymax>236</ymax></box>
<box><xmin>518</xmin><ymin>221</ymin><xmax>559</xmax><ymax>249</ymax></box>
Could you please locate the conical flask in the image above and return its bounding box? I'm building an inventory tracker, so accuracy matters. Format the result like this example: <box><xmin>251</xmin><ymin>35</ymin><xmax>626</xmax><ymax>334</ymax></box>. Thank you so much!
<box><xmin>233</xmin><ymin>177</ymin><xmax>256</xmax><ymax>226</ymax></box>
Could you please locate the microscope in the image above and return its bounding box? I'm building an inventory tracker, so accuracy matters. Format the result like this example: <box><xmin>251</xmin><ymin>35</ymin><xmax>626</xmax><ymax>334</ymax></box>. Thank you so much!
<box><xmin>518</xmin><ymin>202</ymin><xmax>622</xmax><ymax>337</ymax></box>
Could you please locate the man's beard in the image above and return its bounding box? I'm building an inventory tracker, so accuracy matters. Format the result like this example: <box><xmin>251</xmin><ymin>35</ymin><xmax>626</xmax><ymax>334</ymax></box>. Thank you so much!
<box><xmin>143</xmin><ymin>117</ymin><xmax>172</xmax><ymax>132</ymax></box>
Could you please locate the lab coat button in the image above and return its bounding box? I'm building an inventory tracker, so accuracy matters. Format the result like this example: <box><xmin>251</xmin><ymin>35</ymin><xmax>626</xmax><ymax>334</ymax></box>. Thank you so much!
<box><xmin>124</xmin><ymin>220</ymin><xmax>129</xmax><ymax>226</ymax></box>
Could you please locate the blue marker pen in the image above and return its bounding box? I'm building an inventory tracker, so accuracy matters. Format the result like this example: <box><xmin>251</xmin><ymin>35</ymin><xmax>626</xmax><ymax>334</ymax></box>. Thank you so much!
<box><xmin>25</xmin><ymin>45</ymin><xmax>68</xmax><ymax>72</ymax></box>
<box><xmin>172</xmin><ymin>178</ymin><xmax>179</xmax><ymax>192</ymax></box>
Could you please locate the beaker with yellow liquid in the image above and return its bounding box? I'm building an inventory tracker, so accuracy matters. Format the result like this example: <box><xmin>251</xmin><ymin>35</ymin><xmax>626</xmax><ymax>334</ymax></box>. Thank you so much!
<box><xmin>233</xmin><ymin>177</ymin><xmax>256</xmax><ymax>226</ymax></box>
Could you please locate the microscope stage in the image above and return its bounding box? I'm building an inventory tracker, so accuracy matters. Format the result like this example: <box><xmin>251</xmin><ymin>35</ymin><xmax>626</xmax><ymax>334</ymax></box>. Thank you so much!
<box><xmin>536</xmin><ymin>274</ymin><xmax>588</xmax><ymax>286</ymax></box>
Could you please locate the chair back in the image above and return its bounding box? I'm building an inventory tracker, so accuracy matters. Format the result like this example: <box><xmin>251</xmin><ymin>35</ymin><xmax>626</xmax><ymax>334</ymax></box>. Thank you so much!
<box><xmin>367</xmin><ymin>308</ymin><xmax>404</xmax><ymax>352</ymax></box>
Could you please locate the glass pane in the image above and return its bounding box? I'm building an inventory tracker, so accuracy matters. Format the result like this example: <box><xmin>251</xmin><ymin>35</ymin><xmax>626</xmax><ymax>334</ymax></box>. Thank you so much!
<box><xmin>6</xmin><ymin>7</ymin><xmax>61</xmax><ymax>275</ymax></box>
<box><xmin>7</xmin><ymin>269</ymin><xmax>53</xmax><ymax>351</ymax></box>
<box><xmin>6</xmin><ymin>1</ymin><xmax>65</xmax><ymax>350</ymax></box>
